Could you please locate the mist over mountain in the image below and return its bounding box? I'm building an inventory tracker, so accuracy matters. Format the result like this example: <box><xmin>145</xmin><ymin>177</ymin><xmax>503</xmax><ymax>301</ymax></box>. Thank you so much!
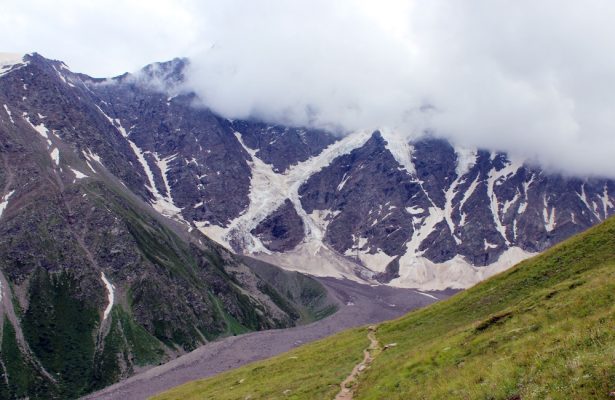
<box><xmin>2</xmin><ymin>2</ymin><xmax>615</xmax><ymax>398</ymax></box>
<box><xmin>183</xmin><ymin>0</ymin><xmax>615</xmax><ymax>178</ymax></box>
<box><xmin>3</xmin><ymin>1</ymin><xmax>615</xmax><ymax>178</ymax></box>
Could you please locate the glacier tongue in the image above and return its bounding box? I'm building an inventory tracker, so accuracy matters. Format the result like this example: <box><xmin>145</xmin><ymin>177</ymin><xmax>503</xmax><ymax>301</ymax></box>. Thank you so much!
<box><xmin>200</xmin><ymin>129</ymin><xmax>373</xmax><ymax>255</ymax></box>
<box><xmin>202</xmin><ymin>129</ymin><xmax>542</xmax><ymax>290</ymax></box>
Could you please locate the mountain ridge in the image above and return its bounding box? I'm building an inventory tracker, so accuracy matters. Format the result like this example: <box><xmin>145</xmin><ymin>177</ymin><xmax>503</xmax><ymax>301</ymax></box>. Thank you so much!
<box><xmin>0</xmin><ymin>52</ymin><xmax>337</xmax><ymax>399</ymax></box>
<box><xmin>3</xmin><ymin>53</ymin><xmax>615</xmax><ymax>291</ymax></box>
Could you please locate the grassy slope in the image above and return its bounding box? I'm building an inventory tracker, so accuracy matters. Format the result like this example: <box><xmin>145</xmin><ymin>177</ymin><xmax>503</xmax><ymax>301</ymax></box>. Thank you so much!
<box><xmin>154</xmin><ymin>217</ymin><xmax>615</xmax><ymax>400</ymax></box>
<box><xmin>153</xmin><ymin>329</ymin><xmax>368</xmax><ymax>400</ymax></box>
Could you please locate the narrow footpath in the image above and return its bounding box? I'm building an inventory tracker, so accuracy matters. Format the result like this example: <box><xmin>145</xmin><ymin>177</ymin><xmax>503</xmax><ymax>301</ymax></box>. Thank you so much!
<box><xmin>334</xmin><ymin>325</ymin><xmax>381</xmax><ymax>400</ymax></box>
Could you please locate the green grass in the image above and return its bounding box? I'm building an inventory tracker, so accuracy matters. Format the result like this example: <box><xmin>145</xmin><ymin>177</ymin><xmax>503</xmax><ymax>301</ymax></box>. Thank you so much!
<box><xmin>153</xmin><ymin>328</ymin><xmax>368</xmax><ymax>400</ymax></box>
<box><xmin>154</xmin><ymin>217</ymin><xmax>615</xmax><ymax>400</ymax></box>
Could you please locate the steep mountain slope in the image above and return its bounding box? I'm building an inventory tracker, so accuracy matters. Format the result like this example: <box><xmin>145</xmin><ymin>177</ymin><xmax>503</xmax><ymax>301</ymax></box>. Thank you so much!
<box><xmin>1</xmin><ymin>52</ymin><xmax>614</xmax><ymax>397</ymax></box>
<box><xmin>0</xmin><ymin>53</ymin><xmax>334</xmax><ymax>399</ymax></box>
<box><xmin>69</xmin><ymin>56</ymin><xmax>615</xmax><ymax>290</ymax></box>
<box><xmin>155</xmin><ymin>216</ymin><xmax>615</xmax><ymax>400</ymax></box>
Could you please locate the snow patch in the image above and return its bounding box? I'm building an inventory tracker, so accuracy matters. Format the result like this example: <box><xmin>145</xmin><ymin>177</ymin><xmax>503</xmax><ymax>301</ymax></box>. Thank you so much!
<box><xmin>0</xmin><ymin>190</ymin><xmax>15</xmax><ymax>219</ymax></box>
<box><xmin>502</xmin><ymin>190</ymin><xmax>520</xmax><ymax>215</ymax></box>
<box><xmin>486</xmin><ymin>158</ymin><xmax>521</xmax><ymax>244</ymax></box>
<box><xmin>24</xmin><ymin>115</ymin><xmax>52</xmax><ymax>147</ymax></box>
<box><xmin>458</xmin><ymin>175</ymin><xmax>480</xmax><ymax>225</ymax></box>
<box><xmin>109</xmin><ymin>117</ymin><xmax>185</xmax><ymax>223</ymax></box>
<box><xmin>3</xmin><ymin>104</ymin><xmax>14</xmax><ymax>124</ymax></box>
<box><xmin>600</xmin><ymin>184</ymin><xmax>613</xmax><ymax>219</ymax></box>
<box><xmin>70</xmin><ymin>168</ymin><xmax>88</xmax><ymax>180</ymax></box>
<box><xmin>211</xmin><ymin>129</ymin><xmax>372</xmax><ymax>255</ymax></box>
<box><xmin>484</xmin><ymin>239</ymin><xmax>498</xmax><ymax>250</ymax></box>
<box><xmin>100</xmin><ymin>272</ymin><xmax>114</xmax><ymax>321</ymax></box>
<box><xmin>379</xmin><ymin>128</ymin><xmax>415</xmax><ymax>174</ymax></box>
<box><xmin>83</xmin><ymin>149</ymin><xmax>102</xmax><ymax>164</ymax></box>
<box><xmin>405</xmin><ymin>205</ymin><xmax>424</xmax><ymax>215</ymax></box>
<box><xmin>442</xmin><ymin>172</ymin><xmax>469</xmax><ymax>244</ymax></box>
<box><xmin>577</xmin><ymin>185</ymin><xmax>596</xmax><ymax>219</ymax></box>
<box><xmin>51</xmin><ymin>65</ymin><xmax>70</xmax><ymax>85</ymax></box>
<box><xmin>337</xmin><ymin>172</ymin><xmax>351</xmax><ymax>191</ymax></box>
<box><xmin>153</xmin><ymin>152</ymin><xmax>178</xmax><ymax>199</ymax></box>
<box><xmin>543</xmin><ymin>195</ymin><xmax>556</xmax><ymax>232</ymax></box>
<box><xmin>50</xmin><ymin>148</ymin><xmax>60</xmax><ymax>166</ymax></box>
<box><xmin>406</xmin><ymin>206</ymin><xmax>444</xmax><ymax>255</ymax></box>
<box><xmin>414</xmin><ymin>290</ymin><xmax>438</xmax><ymax>300</ymax></box>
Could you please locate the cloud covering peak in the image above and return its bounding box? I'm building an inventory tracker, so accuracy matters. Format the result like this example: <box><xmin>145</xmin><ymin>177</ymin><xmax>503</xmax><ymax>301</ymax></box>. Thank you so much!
<box><xmin>183</xmin><ymin>0</ymin><xmax>615</xmax><ymax>177</ymax></box>
<box><xmin>3</xmin><ymin>0</ymin><xmax>615</xmax><ymax>176</ymax></box>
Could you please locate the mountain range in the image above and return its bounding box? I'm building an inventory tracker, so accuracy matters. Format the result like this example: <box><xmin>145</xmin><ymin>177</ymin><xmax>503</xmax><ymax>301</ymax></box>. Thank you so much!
<box><xmin>0</xmin><ymin>52</ymin><xmax>614</xmax><ymax>398</ymax></box>
<box><xmin>156</xmin><ymin>201</ymin><xmax>615</xmax><ymax>400</ymax></box>
<box><xmin>0</xmin><ymin>53</ymin><xmax>337</xmax><ymax>398</ymax></box>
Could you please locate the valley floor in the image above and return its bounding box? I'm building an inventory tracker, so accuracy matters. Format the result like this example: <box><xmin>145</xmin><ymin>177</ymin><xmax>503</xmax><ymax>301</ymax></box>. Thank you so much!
<box><xmin>82</xmin><ymin>278</ymin><xmax>455</xmax><ymax>400</ymax></box>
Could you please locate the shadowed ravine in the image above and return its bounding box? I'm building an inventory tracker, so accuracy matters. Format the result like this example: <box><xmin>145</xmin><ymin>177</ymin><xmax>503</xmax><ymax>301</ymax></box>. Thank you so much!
<box><xmin>83</xmin><ymin>278</ymin><xmax>456</xmax><ymax>400</ymax></box>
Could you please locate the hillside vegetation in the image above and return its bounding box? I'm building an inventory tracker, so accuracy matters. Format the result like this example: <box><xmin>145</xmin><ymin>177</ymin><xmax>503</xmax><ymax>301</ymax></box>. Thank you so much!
<box><xmin>154</xmin><ymin>217</ymin><xmax>615</xmax><ymax>400</ymax></box>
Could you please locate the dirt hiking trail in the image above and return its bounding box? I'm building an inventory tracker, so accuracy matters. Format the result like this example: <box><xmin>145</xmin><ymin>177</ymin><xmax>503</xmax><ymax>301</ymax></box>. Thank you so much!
<box><xmin>335</xmin><ymin>325</ymin><xmax>381</xmax><ymax>400</ymax></box>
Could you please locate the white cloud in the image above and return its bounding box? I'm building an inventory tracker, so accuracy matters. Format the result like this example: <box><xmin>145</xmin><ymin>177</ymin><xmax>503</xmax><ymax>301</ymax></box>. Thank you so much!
<box><xmin>2</xmin><ymin>0</ymin><xmax>615</xmax><ymax>177</ymax></box>
<box><xmin>0</xmin><ymin>0</ymin><xmax>198</xmax><ymax>77</ymax></box>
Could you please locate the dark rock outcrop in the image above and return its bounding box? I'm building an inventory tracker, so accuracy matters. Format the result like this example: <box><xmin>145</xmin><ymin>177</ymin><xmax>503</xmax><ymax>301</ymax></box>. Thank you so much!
<box><xmin>251</xmin><ymin>199</ymin><xmax>304</xmax><ymax>252</ymax></box>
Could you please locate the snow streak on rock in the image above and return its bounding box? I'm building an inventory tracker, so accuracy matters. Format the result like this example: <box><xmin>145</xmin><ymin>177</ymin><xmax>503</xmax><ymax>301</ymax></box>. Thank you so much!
<box><xmin>3</xmin><ymin>104</ymin><xmax>14</xmax><ymax>124</ymax></box>
<box><xmin>95</xmin><ymin>105</ymin><xmax>186</xmax><ymax>224</ymax></box>
<box><xmin>100</xmin><ymin>272</ymin><xmax>114</xmax><ymax>321</ymax></box>
<box><xmin>0</xmin><ymin>190</ymin><xmax>15</xmax><ymax>219</ymax></box>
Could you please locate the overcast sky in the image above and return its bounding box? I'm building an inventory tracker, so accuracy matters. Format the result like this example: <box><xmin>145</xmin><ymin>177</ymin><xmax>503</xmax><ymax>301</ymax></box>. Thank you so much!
<box><xmin>2</xmin><ymin>0</ymin><xmax>615</xmax><ymax>177</ymax></box>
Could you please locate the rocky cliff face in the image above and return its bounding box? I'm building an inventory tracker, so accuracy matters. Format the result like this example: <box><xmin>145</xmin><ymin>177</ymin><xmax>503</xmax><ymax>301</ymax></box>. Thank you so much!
<box><xmin>0</xmin><ymin>54</ymin><xmax>335</xmax><ymax>399</ymax></box>
<box><xmin>5</xmin><ymin>53</ymin><xmax>608</xmax><ymax>292</ymax></box>
<box><xmin>294</xmin><ymin>130</ymin><xmax>615</xmax><ymax>287</ymax></box>
<box><xmin>1</xmin><ymin>52</ymin><xmax>614</xmax><ymax>396</ymax></box>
